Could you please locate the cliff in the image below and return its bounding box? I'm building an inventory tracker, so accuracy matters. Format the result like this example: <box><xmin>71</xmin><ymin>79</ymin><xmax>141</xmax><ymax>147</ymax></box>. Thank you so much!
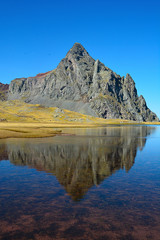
<box><xmin>0</xmin><ymin>82</ymin><xmax>9</xmax><ymax>101</ymax></box>
<box><xmin>8</xmin><ymin>43</ymin><xmax>159</xmax><ymax>122</ymax></box>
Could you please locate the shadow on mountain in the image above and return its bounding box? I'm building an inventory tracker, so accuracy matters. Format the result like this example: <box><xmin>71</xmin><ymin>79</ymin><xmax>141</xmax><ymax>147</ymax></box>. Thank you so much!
<box><xmin>0</xmin><ymin>126</ymin><xmax>155</xmax><ymax>201</ymax></box>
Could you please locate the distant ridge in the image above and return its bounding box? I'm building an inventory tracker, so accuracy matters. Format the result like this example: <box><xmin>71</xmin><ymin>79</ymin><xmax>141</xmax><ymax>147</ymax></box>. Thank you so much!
<box><xmin>0</xmin><ymin>82</ymin><xmax>9</xmax><ymax>101</ymax></box>
<box><xmin>8</xmin><ymin>43</ymin><xmax>159</xmax><ymax>122</ymax></box>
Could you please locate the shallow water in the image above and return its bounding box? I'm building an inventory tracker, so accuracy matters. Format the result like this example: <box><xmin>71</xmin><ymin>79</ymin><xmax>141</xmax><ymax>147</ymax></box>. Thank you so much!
<box><xmin>0</xmin><ymin>125</ymin><xmax>160</xmax><ymax>240</ymax></box>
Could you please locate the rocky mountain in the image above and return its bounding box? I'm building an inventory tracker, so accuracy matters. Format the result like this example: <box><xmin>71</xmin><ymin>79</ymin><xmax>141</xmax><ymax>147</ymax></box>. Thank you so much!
<box><xmin>0</xmin><ymin>82</ymin><xmax>9</xmax><ymax>101</ymax></box>
<box><xmin>8</xmin><ymin>43</ymin><xmax>159</xmax><ymax>121</ymax></box>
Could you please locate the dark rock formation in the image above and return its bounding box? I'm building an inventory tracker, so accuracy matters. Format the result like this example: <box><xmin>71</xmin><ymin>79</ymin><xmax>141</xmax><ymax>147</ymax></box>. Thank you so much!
<box><xmin>0</xmin><ymin>82</ymin><xmax>9</xmax><ymax>101</ymax></box>
<box><xmin>8</xmin><ymin>43</ymin><xmax>159</xmax><ymax>121</ymax></box>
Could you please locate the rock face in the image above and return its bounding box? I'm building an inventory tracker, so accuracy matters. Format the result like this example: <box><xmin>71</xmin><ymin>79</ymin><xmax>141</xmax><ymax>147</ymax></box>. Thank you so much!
<box><xmin>0</xmin><ymin>82</ymin><xmax>9</xmax><ymax>101</ymax></box>
<box><xmin>8</xmin><ymin>43</ymin><xmax>159</xmax><ymax>121</ymax></box>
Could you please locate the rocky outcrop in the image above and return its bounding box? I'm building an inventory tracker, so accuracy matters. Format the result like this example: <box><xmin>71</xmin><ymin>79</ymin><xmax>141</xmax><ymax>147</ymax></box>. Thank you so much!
<box><xmin>0</xmin><ymin>82</ymin><xmax>9</xmax><ymax>101</ymax></box>
<box><xmin>8</xmin><ymin>43</ymin><xmax>159</xmax><ymax>121</ymax></box>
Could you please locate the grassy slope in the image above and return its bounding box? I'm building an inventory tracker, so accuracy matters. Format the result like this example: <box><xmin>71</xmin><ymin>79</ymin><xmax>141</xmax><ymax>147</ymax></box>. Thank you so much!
<box><xmin>0</xmin><ymin>100</ymin><xmax>134</xmax><ymax>124</ymax></box>
<box><xmin>0</xmin><ymin>100</ymin><xmax>159</xmax><ymax>139</ymax></box>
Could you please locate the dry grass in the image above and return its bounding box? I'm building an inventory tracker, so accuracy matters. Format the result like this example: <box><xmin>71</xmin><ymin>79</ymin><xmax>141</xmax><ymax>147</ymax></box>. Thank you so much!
<box><xmin>0</xmin><ymin>100</ymin><xmax>136</xmax><ymax>124</ymax></box>
<box><xmin>0</xmin><ymin>124</ymin><xmax>62</xmax><ymax>139</ymax></box>
<box><xmin>0</xmin><ymin>100</ymin><xmax>159</xmax><ymax>139</ymax></box>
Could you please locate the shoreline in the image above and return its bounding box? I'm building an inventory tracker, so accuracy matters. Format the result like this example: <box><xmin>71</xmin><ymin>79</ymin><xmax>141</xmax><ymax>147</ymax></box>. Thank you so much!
<box><xmin>0</xmin><ymin>121</ymin><xmax>159</xmax><ymax>139</ymax></box>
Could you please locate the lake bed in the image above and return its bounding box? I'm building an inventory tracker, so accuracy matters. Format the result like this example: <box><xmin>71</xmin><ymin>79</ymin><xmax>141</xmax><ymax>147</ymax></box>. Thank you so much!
<box><xmin>0</xmin><ymin>125</ymin><xmax>160</xmax><ymax>240</ymax></box>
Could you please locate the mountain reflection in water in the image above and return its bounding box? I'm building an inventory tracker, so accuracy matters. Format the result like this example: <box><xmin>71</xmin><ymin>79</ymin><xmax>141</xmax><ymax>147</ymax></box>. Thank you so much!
<box><xmin>1</xmin><ymin>126</ymin><xmax>155</xmax><ymax>201</ymax></box>
<box><xmin>0</xmin><ymin>126</ymin><xmax>160</xmax><ymax>240</ymax></box>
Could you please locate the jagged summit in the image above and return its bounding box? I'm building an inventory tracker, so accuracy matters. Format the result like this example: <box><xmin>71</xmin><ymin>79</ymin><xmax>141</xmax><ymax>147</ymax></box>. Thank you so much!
<box><xmin>63</xmin><ymin>43</ymin><xmax>95</xmax><ymax>71</ymax></box>
<box><xmin>8</xmin><ymin>43</ymin><xmax>159</xmax><ymax>122</ymax></box>
<box><xmin>67</xmin><ymin>42</ymin><xmax>88</xmax><ymax>56</ymax></box>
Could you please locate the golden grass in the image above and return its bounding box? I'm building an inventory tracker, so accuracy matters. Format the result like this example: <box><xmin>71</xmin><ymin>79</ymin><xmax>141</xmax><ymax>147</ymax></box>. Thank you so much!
<box><xmin>0</xmin><ymin>124</ymin><xmax>62</xmax><ymax>139</ymax></box>
<box><xmin>0</xmin><ymin>100</ymin><xmax>159</xmax><ymax>139</ymax></box>
<box><xmin>0</xmin><ymin>120</ymin><xmax>159</xmax><ymax>139</ymax></box>
<box><xmin>0</xmin><ymin>100</ymin><xmax>136</xmax><ymax>124</ymax></box>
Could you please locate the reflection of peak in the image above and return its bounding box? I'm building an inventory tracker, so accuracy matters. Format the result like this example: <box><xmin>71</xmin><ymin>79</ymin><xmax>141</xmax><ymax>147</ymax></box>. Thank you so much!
<box><xmin>5</xmin><ymin>126</ymin><xmax>155</xmax><ymax>201</ymax></box>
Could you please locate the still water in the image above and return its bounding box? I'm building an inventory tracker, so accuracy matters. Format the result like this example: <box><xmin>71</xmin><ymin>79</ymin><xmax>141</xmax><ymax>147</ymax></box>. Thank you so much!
<box><xmin>0</xmin><ymin>126</ymin><xmax>160</xmax><ymax>240</ymax></box>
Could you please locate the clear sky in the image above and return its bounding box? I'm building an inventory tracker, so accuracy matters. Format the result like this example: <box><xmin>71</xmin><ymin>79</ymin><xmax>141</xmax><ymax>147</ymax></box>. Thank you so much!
<box><xmin>0</xmin><ymin>0</ymin><xmax>160</xmax><ymax>117</ymax></box>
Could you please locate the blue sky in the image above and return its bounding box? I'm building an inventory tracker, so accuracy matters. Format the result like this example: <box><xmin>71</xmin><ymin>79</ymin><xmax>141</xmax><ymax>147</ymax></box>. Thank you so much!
<box><xmin>0</xmin><ymin>0</ymin><xmax>160</xmax><ymax>117</ymax></box>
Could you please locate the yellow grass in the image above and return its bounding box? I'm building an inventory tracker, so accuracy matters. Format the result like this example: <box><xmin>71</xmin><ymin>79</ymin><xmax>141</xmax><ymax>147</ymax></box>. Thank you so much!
<box><xmin>0</xmin><ymin>100</ymin><xmax>159</xmax><ymax>139</ymax></box>
<box><xmin>0</xmin><ymin>124</ymin><xmax>62</xmax><ymax>139</ymax></box>
<box><xmin>0</xmin><ymin>100</ymin><xmax>136</xmax><ymax>124</ymax></box>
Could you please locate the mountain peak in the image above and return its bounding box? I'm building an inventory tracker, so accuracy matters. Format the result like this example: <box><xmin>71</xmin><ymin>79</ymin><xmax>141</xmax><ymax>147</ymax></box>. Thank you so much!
<box><xmin>8</xmin><ymin>44</ymin><xmax>159</xmax><ymax>122</ymax></box>
<box><xmin>71</xmin><ymin>42</ymin><xmax>86</xmax><ymax>51</ymax></box>
<box><xmin>66</xmin><ymin>42</ymin><xmax>90</xmax><ymax>58</ymax></box>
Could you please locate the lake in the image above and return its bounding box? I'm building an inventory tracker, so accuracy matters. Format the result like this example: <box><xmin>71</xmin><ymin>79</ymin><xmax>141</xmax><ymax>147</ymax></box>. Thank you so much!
<box><xmin>0</xmin><ymin>125</ymin><xmax>160</xmax><ymax>240</ymax></box>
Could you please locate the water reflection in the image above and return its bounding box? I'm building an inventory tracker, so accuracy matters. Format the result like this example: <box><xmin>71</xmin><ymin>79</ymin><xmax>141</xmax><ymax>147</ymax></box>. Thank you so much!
<box><xmin>0</xmin><ymin>126</ymin><xmax>159</xmax><ymax>240</ymax></box>
<box><xmin>2</xmin><ymin>126</ymin><xmax>155</xmax><ymax>201</ymax></box>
